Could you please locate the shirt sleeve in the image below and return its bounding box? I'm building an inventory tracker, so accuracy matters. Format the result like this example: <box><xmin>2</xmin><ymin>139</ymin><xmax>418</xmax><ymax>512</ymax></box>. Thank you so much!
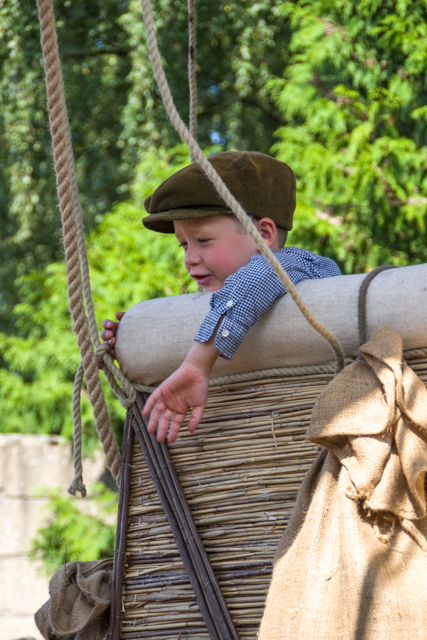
<box><xmin>194</xmin><ymin>247</ymin><xmax>341</xmax><ymax>360</ymax></box>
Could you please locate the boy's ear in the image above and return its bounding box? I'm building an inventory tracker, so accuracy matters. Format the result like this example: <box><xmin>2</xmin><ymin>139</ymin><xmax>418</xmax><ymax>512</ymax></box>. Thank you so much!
<box><xmin>256</xmin><ymin>217</ymin><xmax>277</xmax><ymax>249</ymax></box>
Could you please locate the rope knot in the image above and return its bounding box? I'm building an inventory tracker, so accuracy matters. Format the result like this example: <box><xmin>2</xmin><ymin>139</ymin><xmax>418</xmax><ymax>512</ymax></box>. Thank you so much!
<box><xmin>68</xmin><ymin>475</ymin><xmax>87</xmax><ymax>498</ymax></box>
<box><xmin>118</xmin><ymin>389</ymin><xmax>137</xmax><ymax>409</ymax></box>
<box><xmin>95</xmin><ymin>342</ymin><xmax>110</xmax><ymax>368</ymax></box>
<box><xmin>95</xmin><ymin>344</ymin><xmax>137</xmax><ymax>408</ymax></box>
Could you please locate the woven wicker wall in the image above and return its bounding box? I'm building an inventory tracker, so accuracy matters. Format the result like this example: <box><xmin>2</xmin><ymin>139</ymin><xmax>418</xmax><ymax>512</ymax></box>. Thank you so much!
<box><xmin>119</xmin><ymin>372</ymin><xmax>332</xmax><ymax>638</ymax></box>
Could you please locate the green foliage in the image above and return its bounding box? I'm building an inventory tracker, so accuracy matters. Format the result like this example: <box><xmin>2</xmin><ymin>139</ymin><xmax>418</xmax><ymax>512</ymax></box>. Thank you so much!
<box><xmin>0</xmin><ymin>147</ymin><xmax>195</xmax><ymax>446</ymax></box>
<box><xmin>0</xmin><ymin>0</ymin><xmax>131</xmax><ymax>326</ymax></box>
<box><xmin>30</xmin><ymin>483</ymin><xmax>117</xmax><ymax>576</ymax></box>
<box><xmin>3</xmin><ymin>1</ymin><xmax>427</xmax><ymax>444</ymax></box>
<box><xmin>272</xmin><ymin>0</ymin><xmax>427</xmax><ymax>272</ymax></box>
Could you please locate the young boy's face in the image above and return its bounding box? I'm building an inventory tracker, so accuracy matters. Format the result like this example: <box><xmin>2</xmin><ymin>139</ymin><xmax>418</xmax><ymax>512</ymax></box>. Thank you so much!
<box><xmin>174</xmin><ymin>214</ymin><xmax>260</xmax><ymax>292</ymax></box>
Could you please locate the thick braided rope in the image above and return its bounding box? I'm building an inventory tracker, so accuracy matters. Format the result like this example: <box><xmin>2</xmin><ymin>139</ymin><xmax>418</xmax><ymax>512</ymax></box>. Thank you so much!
<box><xmin>133</xmin><ymin>344</ymin><xmax>427</xmax><ymax>392</ymax></box>
<box><xmin>209</xmin><ymin>363</ymin><xmax>344</xmax><ymax>387</ymax></box>
<box><xmin>140</xmin><ymin>0</ymin><xmax>345</xmax><ymax>373</ymax></box>
<box><xmin>405</xmin><ymin>347</ymin><xmax>427</xmax><ymax>360</ymax></box>
<box><xmin>37</xmin><ymin>0</ymin><xmax>121</xmax><ymax>488</ymax></box>
<box><xmin>188</xmin><ymin>0</ymin><xmax>197</xmax><ymax>160</ymax></box>
<box><xmin>132</xmin><ymin>360</ymin><xmax>355</xmax><ymax>395</ymax></box>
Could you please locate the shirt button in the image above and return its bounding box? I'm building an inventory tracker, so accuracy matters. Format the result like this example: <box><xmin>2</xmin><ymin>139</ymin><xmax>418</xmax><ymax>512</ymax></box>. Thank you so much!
<box><xmin>226</xmin><ymin>300</ymin><xmax>233</xmax><ymax>308</ymax></box>
<box><xmin>221</xmin><ymin>329</ymin><xmax>230</xmax><ymax>338</ymax></box>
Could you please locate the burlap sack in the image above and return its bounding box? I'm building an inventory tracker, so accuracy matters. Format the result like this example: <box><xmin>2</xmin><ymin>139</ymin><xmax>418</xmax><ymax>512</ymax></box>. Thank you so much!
<box><xmin>35</xmin><ymin>558</ymin><xmax>113</xmax><ymax>640</ymax></box>
<box><xmin>259</xmin><ymin>326</ymin><xmax>427</xmax><ymax>640</ymax></box>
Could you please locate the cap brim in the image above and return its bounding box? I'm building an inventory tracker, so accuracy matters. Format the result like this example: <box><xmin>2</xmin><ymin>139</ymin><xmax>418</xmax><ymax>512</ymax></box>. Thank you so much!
<box><xmin>142</xmin><ymin>207</ymin><xmax>230</xmax><ymax>233</ymax></box>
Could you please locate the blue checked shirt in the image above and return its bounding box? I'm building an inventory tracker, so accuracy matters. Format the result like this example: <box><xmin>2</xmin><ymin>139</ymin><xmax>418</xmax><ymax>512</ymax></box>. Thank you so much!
<box><xmin>195</xmin><ymin>247</ymin><xmax>341</xmax><ymax>360</ymax></box>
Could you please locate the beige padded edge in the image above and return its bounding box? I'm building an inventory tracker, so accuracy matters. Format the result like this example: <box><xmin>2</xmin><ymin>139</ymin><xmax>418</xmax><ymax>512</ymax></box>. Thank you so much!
<box><xmin>115</xmin><ymin>263</ymin><xmax>427</xmax><ymax>387</ymax></box>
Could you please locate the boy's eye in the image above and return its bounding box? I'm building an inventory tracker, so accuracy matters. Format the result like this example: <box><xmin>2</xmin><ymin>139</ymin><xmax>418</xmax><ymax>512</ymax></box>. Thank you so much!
<box><xmin>178</xmin><ymin>242</ymin><xmax>188</xmax><ymax>249</ymax></box>
<box><xmin>198</xmin><ymin>238</ymin><xmax>212</xmax><ymax>244</ymax></box>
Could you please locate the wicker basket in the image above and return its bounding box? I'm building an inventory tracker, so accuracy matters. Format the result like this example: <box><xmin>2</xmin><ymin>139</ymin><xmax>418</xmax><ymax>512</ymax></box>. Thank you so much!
<box><xmin>111</xmin><ymin>353</ymin><xmax>427</xmax><ymax>640</ymax></box>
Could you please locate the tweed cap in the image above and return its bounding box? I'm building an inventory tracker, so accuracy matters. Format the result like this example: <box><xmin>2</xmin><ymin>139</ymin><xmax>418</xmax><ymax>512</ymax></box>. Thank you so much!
<box><xmin>142</xmin><ymin>151</ymin><xmax>296</xmax><ymax>233</ymax></box>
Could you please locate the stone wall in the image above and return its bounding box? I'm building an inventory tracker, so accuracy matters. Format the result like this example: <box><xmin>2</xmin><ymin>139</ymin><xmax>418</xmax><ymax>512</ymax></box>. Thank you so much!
<box><xmin>0</xmin><ymin>434</ymin><xmax>107</xmax><ymax>640</ymax></box>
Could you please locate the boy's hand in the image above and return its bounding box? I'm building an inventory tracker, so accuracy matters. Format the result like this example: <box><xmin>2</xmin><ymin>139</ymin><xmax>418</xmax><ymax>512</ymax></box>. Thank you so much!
<box><xmin>100</xmin><ymin>311</ymin><xmax>125</xmax><ymax>358</ymax></box>
<box><xmin>142</xmin><ymin>336</ymin><xmax>219</xmax><ymax>443</ymax></box>
<box><xmin>143</xmin><ymin>361</ymin><xmax>209</xmax><ymax>443</ymax></box>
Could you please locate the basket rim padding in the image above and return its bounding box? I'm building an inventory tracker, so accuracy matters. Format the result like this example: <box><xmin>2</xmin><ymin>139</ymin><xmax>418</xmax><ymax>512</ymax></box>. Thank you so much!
<box><xmin>115</xmin><ymin>263</ymin><xmax>427</xmax><ymax>387</ymax></box>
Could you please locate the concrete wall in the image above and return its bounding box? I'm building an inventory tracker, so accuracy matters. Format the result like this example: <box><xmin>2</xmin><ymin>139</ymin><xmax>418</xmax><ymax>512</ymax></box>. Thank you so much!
<box><xmin>0</xmin><ymin>434</ymin><xmax>107</xmax><ymax>640</ymax></box>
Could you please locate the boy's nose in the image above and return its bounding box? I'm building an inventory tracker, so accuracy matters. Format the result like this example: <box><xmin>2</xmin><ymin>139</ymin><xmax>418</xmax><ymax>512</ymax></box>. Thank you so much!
<box><xmin>184</xmin><ymin>247</ymin><xmax>201</xmax><ymax>269</ymax></box>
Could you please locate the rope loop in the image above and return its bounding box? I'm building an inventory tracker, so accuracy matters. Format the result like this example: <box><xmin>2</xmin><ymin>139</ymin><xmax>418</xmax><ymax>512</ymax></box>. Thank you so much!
<box><xmin>95</xmin><ymin>344</ymin><xmax>137</xmax><ymax>408</ymax></box>
<box><xmin>95</xmin><ymin>341</ymin><xmax>110</xmax><ymax>368</ymax></box>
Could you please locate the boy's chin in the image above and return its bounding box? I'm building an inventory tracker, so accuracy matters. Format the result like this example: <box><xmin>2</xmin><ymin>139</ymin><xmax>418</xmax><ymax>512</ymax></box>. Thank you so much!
<box><xmin>201</xmin><ymin>283</ymin><xmax>224</xmax><ymax>293</ymax></box>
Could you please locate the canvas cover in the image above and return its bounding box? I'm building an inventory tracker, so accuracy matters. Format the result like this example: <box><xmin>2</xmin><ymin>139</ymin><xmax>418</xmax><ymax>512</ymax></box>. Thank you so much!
<box><xmin>115</xmin><ymin>263</ymin><xmax>427</xmax><ymax>387</ymax></box>
<box><xmin>259</xmin><ymin>326</ymin><xmax>427</xmax><ymax>640</ymax></box>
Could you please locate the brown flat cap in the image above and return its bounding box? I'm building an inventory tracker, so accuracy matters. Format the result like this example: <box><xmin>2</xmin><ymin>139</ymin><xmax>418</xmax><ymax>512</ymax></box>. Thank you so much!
<box><xmin>142</xmin><ymin>151</ymin><xmax>296</xmax><ymax>233</ymax></box>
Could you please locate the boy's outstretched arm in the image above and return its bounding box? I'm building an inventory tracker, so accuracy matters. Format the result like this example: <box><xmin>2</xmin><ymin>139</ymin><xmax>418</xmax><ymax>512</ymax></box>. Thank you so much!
<box><xmin>142</xmin><ymin>335</ymin><xmax>219</xmax><ymax>443</ymax></box>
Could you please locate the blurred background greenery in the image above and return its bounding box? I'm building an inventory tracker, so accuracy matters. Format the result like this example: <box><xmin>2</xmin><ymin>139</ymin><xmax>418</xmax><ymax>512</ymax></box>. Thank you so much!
<box><xmin>2</xmin><ymin>0</ymin><xmax>427</xmax><ymax>572</ymax></box>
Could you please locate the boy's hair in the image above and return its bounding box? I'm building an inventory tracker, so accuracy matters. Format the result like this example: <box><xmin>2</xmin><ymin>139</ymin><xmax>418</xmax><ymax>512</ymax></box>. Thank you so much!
<box><xmin>142</xmin><ymin>151</ymin><xmax>296</xmax><ymax>236</ymax></box>
<box><xmin>277</xmin><ymin>228</ymin><xmax>288</xmax><ymax>248</ymax></box>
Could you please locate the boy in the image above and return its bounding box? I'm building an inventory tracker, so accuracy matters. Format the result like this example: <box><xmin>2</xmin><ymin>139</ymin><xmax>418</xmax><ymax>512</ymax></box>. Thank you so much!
<box><xmin>100</xmin><ymin>151</ymin><xmax>341</xmax><ymax>443</ymax></box>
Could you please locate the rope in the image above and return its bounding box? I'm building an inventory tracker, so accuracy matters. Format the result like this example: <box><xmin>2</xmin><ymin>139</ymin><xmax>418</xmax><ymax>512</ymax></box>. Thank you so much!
<box><xmin>68</xmin><ymin>362</ymin><xmax>87</xmax><ymax>497</ymax></box>
<box><xmin>358</xmin><ymin>265</ymin><xmax>398</xmax><ymax>348</ymax></box>
<box><xmin>188</xmin><ymin>0</ymin><xmax>197</xmax><ymax>160</ymax></box>
<box><xmin>357</xmin><ymin>266</ymin><xmax>427</xmax><ymax>363</ymax></box>
<box><xmin>209</xmin><ymin>362</ymin><xmax>350</xmax><ymax>387</ymax></box>
<box><xmin>95</xmin><ymin>343</ymin><xmax>137</xmax><ymax>408</ymax></box>
<box><xmin>37</xmin><ymin>0</ymin><xmax>121</xmax><ymax>492</ymax></box>
<box><xmin>139</xmin><ymin>0</ymin><xmax>345</xmax><ymax>373</ymax></box>
<box><xmin>405</xmin><ymin>347</ymin><xmax>427</xmax><ymax>360</ymax></box>
<box><xmin>212</xmin><ymin>348</ymin><xmax>427</xmax><ymax>381</ymax></box>
<box><xmin>401</xmin><ymin>518</ymin><xmax>427</xmax><ymax>552</ymax></box>
<box><xmin>134</xmin><ymin>345</ymin><xmax>427</xmax><ymax>391</ymax></box>
<box><xmin>131</xmin><ymin>360</ymin><xmax>358</xmax><ymax>395</ymax></box>
<box><xmin>132</xmin><ymin>348</ymin><xmax>427</xmax><ymax>393</ymax></box>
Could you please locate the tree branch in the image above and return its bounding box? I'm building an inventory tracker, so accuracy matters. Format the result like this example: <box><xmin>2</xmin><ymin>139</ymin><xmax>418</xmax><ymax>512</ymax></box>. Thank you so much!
<box><xmin>65</xmin><ymin>49</ymin><xmax>129</xmax><ymax>58</ymax></box>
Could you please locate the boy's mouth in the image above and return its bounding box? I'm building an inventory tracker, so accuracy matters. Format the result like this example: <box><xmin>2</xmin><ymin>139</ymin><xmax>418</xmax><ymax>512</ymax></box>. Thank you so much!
<box><xmin>191</xmin><ymin>274</ymin><xmax>211</xmax><ymax>286</ymax></box>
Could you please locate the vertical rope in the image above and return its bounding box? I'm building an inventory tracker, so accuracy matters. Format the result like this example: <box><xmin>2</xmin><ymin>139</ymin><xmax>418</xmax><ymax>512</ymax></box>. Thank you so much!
<box><xmin>68</xmin><ymin>362</ymin><xmax>87</xmax><ymax>497</ymax></box>
<box><xmin>140</xmin><ymin>0</ymin><xmax>345</xmax><ymax>372</ymax></box>
<box><xmin>358</xmin><ymin>265</ymin><xmax>398</xmax><ymax>348</ymax></box>
<box><xmin>37</xmin><ymin>0</ymin><xmax>121</xmax><ymax>488</ymax></box>
<box><xmin>188</xmin><ymin>0</ymin><xmax>197</xmax><ymax>160</ymax></box>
